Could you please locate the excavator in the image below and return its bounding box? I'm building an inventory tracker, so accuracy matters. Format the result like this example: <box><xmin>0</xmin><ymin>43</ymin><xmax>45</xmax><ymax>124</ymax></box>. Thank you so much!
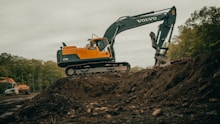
<box><xmin>0</xmin><ymin>77</ymin><xmax>30</xmax><ymax>95</ymax></box>
<box><xmin>57</xmin><ymin>6</ymin><xmax>176</xmax><ymax>76</ymax></box>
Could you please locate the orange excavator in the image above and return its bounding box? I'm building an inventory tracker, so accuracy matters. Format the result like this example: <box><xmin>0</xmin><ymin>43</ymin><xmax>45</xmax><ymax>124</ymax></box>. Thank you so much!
<box><xmin>57</xmin><ymin>6</ymin><xmax>176</xmax><ymax>76</ymax></box>
<box><xmin>0</xmin><ymin>77</ymin><xmax>30</xmax><ymax>95</ymax></box>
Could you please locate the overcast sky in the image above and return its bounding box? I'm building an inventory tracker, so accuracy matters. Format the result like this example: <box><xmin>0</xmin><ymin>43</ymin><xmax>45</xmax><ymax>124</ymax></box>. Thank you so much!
<box><xmin>0</xmin><ymin>0</ymin><xmax>219</xmax><ymax>67</ymax></box>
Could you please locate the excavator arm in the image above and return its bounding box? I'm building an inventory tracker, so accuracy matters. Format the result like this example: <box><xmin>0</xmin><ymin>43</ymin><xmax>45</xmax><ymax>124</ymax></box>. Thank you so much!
<box><xmin>98</xmin><ymin>6</ymin><xmax>176</xmax><ymax>64</ymax></box>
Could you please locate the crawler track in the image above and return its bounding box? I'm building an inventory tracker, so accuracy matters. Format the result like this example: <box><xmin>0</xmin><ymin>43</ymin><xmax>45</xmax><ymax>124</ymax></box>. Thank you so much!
<box><xmin>65</xmin><ymin>61</ymin><xmax>130</xmax><ymax>76</ymax></box>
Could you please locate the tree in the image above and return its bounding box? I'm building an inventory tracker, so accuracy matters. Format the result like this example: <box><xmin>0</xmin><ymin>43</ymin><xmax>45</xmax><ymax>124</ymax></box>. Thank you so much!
<box><xmin>168</xmin><ymin>6</ymin><xmax>220</xmax><ymax>59</ymax></box>
<box><xmin>0</xmin><ymin>52</ymin><xmax>65</xmax><ymax>93</ymax></box>
<box><xmin>41</xmin><ymin>61</ymin><xmax>65</xmax><ymax>88</ymax></box>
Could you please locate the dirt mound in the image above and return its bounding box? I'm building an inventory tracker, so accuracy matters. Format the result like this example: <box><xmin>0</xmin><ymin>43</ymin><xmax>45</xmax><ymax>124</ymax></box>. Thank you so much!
<box><xmin>2</xmin><ymin>51</ymin><xmax>220</xmax><ymax>124</ymax></box>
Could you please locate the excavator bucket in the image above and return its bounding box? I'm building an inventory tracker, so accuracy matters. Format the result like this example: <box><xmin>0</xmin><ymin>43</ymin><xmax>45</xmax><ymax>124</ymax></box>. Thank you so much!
<box><xmin>154</xmin><ymin>55</ymin><xmax>169</xmax><ymax>66</ymax></box>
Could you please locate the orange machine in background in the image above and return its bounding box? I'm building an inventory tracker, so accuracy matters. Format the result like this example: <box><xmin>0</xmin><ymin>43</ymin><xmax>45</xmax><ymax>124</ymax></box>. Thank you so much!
<box><xmin>0</xmin><ymin>77</ymin><xmax>30</xmax><ymax>95</ymax></box>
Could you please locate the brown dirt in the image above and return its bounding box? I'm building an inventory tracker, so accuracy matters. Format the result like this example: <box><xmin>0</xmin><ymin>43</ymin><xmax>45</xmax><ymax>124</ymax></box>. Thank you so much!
<box><xmin>1</xmin><ymin>51</ymin><xmax>220</xmax><ymax>124</ymax></box>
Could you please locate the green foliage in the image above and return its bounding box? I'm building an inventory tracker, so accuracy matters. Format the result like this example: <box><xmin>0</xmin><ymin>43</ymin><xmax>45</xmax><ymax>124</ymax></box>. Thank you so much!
<box><xmin>168</xmin><ymin>6</ymin><xmax>220</xmax><ymax>60</ymax></box>
<box><xmin>0</xmin><ymin>53</ymin><xmax>65</xmax><ymax>92</ymax></box>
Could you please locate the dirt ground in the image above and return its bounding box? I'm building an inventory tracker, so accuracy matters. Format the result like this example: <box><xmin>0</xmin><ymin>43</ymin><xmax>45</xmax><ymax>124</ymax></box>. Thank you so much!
<box><xmin>0</xmin><ymin>94</ymin><xmax>38</xmax><ymax>122</ymax></box>
<box><xmin>0</xmin><ymin>51</ymin><xmax>220</xmax><ymax>124</ymax></box>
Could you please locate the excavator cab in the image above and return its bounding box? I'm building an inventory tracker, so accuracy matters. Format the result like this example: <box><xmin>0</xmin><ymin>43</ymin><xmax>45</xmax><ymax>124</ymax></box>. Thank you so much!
<box><xmin>87</xmin><ymin>38</ymin><xmax>104</xmax><ymax>49</ymax></box>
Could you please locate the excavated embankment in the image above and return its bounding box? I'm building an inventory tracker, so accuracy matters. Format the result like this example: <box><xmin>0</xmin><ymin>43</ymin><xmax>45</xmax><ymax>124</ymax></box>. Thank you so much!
<box><xmin>1</xmin><ymin>51</ymin><xmax>220</xmax><ymax>124</ymax></box>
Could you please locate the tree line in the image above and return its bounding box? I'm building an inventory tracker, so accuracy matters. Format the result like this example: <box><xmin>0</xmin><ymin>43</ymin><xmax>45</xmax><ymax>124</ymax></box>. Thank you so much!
<box><xmin>168</xmin><ymin>6</ymin><xmax>220</xmax><ymax>60</ymax></box>
<box><xmin>0</xmin><ymin>53</ymin><xmax>65</xmax><ymax>92</ymax></box>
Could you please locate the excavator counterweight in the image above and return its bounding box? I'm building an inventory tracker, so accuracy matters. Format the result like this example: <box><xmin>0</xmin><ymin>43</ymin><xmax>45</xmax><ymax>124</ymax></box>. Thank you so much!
<box><xmin>57</xmin><ymin>6</ymin><xmax>176</xmax><ymax>76</ymax></box>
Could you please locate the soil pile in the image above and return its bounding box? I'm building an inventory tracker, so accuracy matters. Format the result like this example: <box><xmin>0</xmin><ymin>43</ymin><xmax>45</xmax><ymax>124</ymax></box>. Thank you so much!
<box><xmin>2</xmin><ymin>51</ymin><xmax>220</xmax><ymax>124</ymax></box>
